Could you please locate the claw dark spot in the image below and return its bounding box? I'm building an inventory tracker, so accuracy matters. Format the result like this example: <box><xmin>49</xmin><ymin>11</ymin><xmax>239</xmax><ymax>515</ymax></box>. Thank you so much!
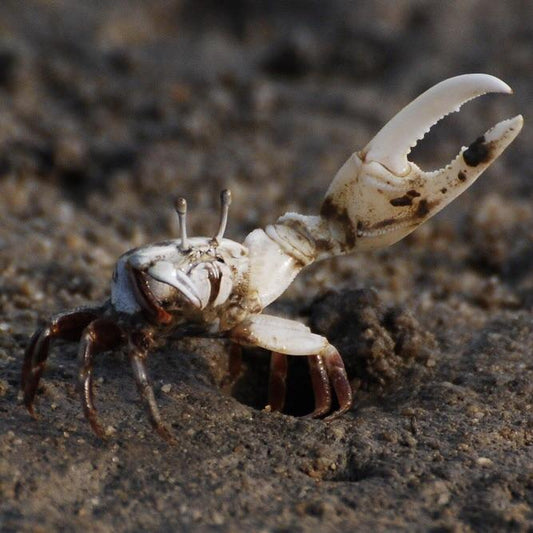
<box><xmin>463</xmin><ymin>136</ymin><xmax>491</xmax><ymax>167</ymax></box>
<box><xmin>441</xmin><ymin>188</ymin><xmax>447</xmax><ymax>194</ymax></box>
<box><xmin>390</xmin><ymin>189</ymin><xmax>421</xmax><ymax>207</ymax></box>
<box><xmin>390</xmin><ymin>195</ymin><xmax>413</xmax><ymax>207</ymax></box>
<box><xmin>458</xmin><ymin>171</ymin><xmax>467</xmax><ymax>182</ymax></box>
<box><xmin>415</xmin><ymin>199</ymin><xmax>430</xmax><ymax>218</ymax></box>
<box><xmin>320</xmin><ymin>197</ymin><xmax>356</xmax><ymax>248</ymax></box>
<box><xmin>373</xmin><ymin>218</ymin><xmax>396</xmax><ymax>229</ymax></box>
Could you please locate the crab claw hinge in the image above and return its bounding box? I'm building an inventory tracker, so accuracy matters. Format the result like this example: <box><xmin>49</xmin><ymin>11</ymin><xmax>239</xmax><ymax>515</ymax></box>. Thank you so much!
<box><xmin>320</xmin><ymin>73</ymin><xmax>523</xmax><ymax>252</ymax></box>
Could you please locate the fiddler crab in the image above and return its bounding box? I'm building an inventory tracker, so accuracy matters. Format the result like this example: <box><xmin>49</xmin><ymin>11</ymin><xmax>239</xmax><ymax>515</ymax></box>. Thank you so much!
<box><xmin>21</xmin><ymin>74</ymin><xmax>522</xmax><ymax>441</ymax></box>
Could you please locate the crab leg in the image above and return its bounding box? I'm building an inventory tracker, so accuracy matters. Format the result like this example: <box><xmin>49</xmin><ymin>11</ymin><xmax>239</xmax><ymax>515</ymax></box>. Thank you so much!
<box><xmin>306</xmin><ymin>354</ymin><xmax>332</xmax><ymax>417</ymax></box>
<box><xmin>78</xmin><ymin>319</ymin><xmax>125</xmax><ymax>438</ymax></box>
<box><xmin>321</xmin><ymin>345</ymin><xmax>353</xmax><ymax>419</ymax></box>
<box><xmin>228</xmin><ymin>343</ymin><xmax>243</xmax><ymax>383</ymax></box>
<box><xmin>21</xmin><ymin>308</ymin><xmax>100</xmax><ymax>415</ymax></box>
<box><xmin>268</xmin><ymin>352</ymin><xmax>336</xmax><ymax>416</ymax></box>
<box><xmin>128</xmin><ymin>332</ymin><xmax>175</xmax><ymax>443</ymax></box>
<box><xmin>230</xmin><ymin>314</ymin><xmax>352</xmax><ymax>417</ymax></box>
<box><xmin>268</xmin><ymin>352</ymin><xmax>289</xmax><ymax>412</ymax></box>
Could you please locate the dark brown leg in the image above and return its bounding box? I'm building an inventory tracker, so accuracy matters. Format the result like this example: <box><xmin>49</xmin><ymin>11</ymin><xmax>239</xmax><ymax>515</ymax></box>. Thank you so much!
<box><xmin>268</xmin><ymin>352</ymin><xmax>288</xmax><ymax>412</ymax></box>
<box><xmin>323</xmin><ymin>345</ymin><xmax>353</xmax><ymax>419</ymax></box>
<box><xmin>129</xmin><ymin>332</ymin><xmax>175</xmax><ymax>443</ymax></box>
<box><xmin>307</xmin><ymin>355</ymin><xmax>332</xmax><ymax>417</ymax></box>
<box><xmin>78</xmin><ymin>319</ymin><xmax>125</xmax><ymax>438</ymax></box>
<box><xmin>228</xmin><ymin>343</ymin><xmax>242</xmax><ymax>383</ymax></box>
<box><xmin>21</xmin><ymin>309</ymin><xmax>100</xmax><ymax>415</ymax></box>
<box><xmin>228</xmin><ymin>315</ymin><xmax>353</xmax><ymax>420</ymax></box>
<box><xmin>220</xmin><ymin>343</ymin><xmax>243</xmax><ymax>393</ymax></box>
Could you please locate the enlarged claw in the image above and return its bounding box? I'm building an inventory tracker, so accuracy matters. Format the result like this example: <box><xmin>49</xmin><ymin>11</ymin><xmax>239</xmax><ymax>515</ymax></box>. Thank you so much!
<box><xmin>320</xmin><ymin>74</ymin><xmax>523</xmax><ymax>252</ymax></box>
<box><xmin>246</xmin><ymin>74</ymin><xmax>522</xmax><ymax>311</ymax></box>
<box><xmin>363</xmin><ymin>74</ymin><xmax>513</xmax><ymax>176</ymax></box>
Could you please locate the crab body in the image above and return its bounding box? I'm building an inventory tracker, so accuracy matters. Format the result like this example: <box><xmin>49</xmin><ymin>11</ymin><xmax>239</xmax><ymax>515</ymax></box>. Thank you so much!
<box><xmin>111</xmin><ymin>238</ymin><xmax>252</xmax><ymax>333</ymax></box>
<box><xmin>21</xmin><ymin>74</ymin><xmax>523</xmax><ymax>441</ymax></box>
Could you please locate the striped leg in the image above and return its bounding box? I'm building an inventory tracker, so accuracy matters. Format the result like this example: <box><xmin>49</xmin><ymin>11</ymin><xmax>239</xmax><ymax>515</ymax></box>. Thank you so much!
<box><xmin>21</xmin><ymin>308</ymin><xmax>100</xmax><ymax>415</ymax></box>
<box><xmin>78</xmin><ymin>319</ymin><xmax>125</xmax><ymax>438</ymax></box>
<box><xmin>230</xmin><ymin>314</ymin><xmax>353</xmax><ymax>418</ymax></box>
<box><xmin>307</xmin><ymin>354</ymin><xmax>333</xmax><ymax>417</ymax></box>
<box><xmin>129</xmin><ymin>332</ymin><xmax>175</xmax><ymax>443</ymax></box>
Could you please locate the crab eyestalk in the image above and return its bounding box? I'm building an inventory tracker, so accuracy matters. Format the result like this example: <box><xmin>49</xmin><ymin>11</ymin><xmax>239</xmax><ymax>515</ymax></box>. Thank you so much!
<box><xmin>214</xmin><ymin>189</ymin><xmax>232</xmax><ymax>243</ymax></box>
<box><xmin>175</xmin><ymin>196</ymin><xmax>190</xmax><ymax>251</ymax></box>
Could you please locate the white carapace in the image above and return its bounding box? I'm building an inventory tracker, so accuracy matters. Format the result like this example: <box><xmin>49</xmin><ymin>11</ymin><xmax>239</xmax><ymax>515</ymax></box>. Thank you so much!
<box><xmin>23</xmin><ymin>74</ymin><xmax>523</xmax><ymax>440</ymax></box>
